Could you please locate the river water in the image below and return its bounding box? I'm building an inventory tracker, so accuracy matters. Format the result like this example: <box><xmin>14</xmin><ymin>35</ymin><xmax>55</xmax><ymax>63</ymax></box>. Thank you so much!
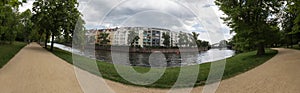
<box><xmin>48</xmin><ymin>43</ymin><xmax>235</xmax><ymax>67</ymax></box>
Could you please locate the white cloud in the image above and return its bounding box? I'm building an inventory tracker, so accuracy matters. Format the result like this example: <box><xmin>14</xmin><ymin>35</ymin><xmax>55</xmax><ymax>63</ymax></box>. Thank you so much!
<box><xmin>19</xmin><ymin>0</ymin><xmax>234</xmax><ymax>44</ymax></box>
<box><xmin>19</xmin><ymin>0</ymin><xmax>34</xmax><ymax>12</ymax></box>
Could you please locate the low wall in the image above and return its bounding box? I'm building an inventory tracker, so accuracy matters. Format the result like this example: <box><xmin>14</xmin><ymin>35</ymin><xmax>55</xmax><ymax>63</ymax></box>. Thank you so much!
<box><xmin>64</xmin><ymin>44</ymin><xmax>209</xmax><ymax>53</ymax></box>
<box><xmin>93</xmin><ymin>45</ymin><xmax>208</xmax><ymax>53</ymax></box>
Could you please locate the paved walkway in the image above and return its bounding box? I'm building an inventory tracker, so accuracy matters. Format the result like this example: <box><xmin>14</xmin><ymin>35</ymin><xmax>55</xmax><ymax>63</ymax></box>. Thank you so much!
<box><xmin>0</xmin><ymin>43</ymin><xmax>83</xmax><ymax>93</ymax></box>
<box><xmin>213</xmin><ymin>48</ymin><xmax>300</xmax><ymax>93</ymax></box>
<box><xmin>0</xmin><ymin>43</ymin><xmax>299</xmax><ymax>93</ymax></box>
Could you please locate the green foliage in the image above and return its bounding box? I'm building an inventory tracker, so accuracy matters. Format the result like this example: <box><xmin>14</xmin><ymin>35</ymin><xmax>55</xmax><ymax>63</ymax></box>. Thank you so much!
<box><xmin>32</xmin><ymin>0</ymin><xmax>84</xmax><ymax>51</ymax></box>
<box><xmin>98</xmin><ymin>33</ymin><xmax>110</xmax><ymax>45</ymax></box>
<box><xmin>0</xmin><ymin>0</ymin><xmax>26</xmax><ymax>44</ymax></box>
<box><xmin>282</xmin><ymin>1</ymin><xmax>297</xmax><ymax>34</ymax></box>
<box><xmin>281</xmin><ymin>0</ymin><xmax>300</xmax><ymax>47</ymax></box>
<box><xmin>215</xmin><ymin>0</ymin><xmax>283</xmax><ymax>55</ymax></box>
<box><xmin>198</xmin><ymin>40</ymin><xmax>210</xmax><ymax>48</ymax></box>
<box><xmin>16</xmin><ymin>9</ymin><xmax>35</xmax><ymax>42</ymax></box>
<box><xmin>51</xmin><ymin>46</ymin><xmax>277</xmax><ymax>88</ymax></box>
<box><xmin>162</xmin><ymin>32</ymin><xmax>170</xmax><ymax>47</ymax></box>
<box><xmin>289</xmin><ymin>0</ymin><xmax>300</xmax><ymax>34</ymax></box>
<box><xmin>190</xmin><ymin>32</ymin><xmax>210</xmax><ymax>48</ymax></box>
<box><xmin>32</xmin><ymin>0</ymin><xmax>51</xmax><ymax>47</ymax></box>
<box><xmin>127</xmin><ymin>31</ymin><xmax>139</xmax><ymax>46</ymax></box>
<box><xmin>191</xmin><ymin>32</ymin><xmax>199</xmax><ymax>47</ymax></box>
<box><xmin>177</xmin><ymin>31</ymin><xmax>209</xmax><ymax>48</ymax></box>
<box><xmin>178</xmin><ymin>31</ymin><xmax>189</xmax><ymax>47</ymax></box>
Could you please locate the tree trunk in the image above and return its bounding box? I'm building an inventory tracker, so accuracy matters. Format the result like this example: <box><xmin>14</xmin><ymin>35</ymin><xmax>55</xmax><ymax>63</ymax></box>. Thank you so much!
<box><xmin>290</xmin><ymin>34</ymin><xmax>293</xmax><ymax>48</ymax></box>
<box><xmin>256</xmin><ymin>43</ymin><xmax>265</xmax><ymax>56</ymax></box>
<box><xmin>50</xmin><ymin>34</ymin><xmax>55</xmax><ymax>51</ymax></box>
<box><xmin>45</xmin><ymin>33</ymin><xmax>49</xmax><ymax>49</ymax></box>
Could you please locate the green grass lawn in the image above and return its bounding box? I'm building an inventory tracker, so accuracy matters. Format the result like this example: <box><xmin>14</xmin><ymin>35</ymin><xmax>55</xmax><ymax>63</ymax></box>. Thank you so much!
<box><xmin>50</xmin><ymin>47</ymin><xmax>277</xmax><ymax>88</ymax></box>
<box><xmin>0</xmin><ymin>42</ymin><xmax>27</xmax><ymax>68</ymax></box>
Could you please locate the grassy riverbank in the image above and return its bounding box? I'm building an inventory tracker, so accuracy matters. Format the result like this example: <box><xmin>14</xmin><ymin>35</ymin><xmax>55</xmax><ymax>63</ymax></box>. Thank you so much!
<box><xmin>0</xmin><ymin>42</ymin><xmax>27</xmax><ymax>68</ymax></box>
<box><xmin>50</xmin><ymin>47</ymin><xmax>277</xmax><ymax>88</ymax></box>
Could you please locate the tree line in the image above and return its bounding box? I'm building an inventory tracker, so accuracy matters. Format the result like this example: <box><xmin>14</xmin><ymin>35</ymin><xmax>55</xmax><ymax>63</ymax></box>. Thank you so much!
<box><xmin>0</xmin><ymin>0</ymin><xmax>35</xmax><ymax>44</ymax></box>
<box><xmin>32</xmin><ymin>0</ymin><xmax>85</xmax><ymax>51</ymax></box>
<box><xmin>0</xmin><ymin>0</ymin><xmax>85</xmax><ymax>52</ymax></box>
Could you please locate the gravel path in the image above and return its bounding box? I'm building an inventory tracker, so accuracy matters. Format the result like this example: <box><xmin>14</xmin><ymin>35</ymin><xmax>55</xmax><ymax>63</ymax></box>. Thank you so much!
<box><xmin>0</xmin><ymin>43</ymin><xmax>299</xmax><ymax>93</ymax></box>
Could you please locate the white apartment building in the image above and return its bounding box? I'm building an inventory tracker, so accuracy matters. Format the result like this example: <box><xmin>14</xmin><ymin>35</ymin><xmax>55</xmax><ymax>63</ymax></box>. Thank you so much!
<box><xmin>94</xmin><ymin>27</ymin><xmax>194</xmax><ymax>47</ymax></box>
<box><xmin>111</xmin><ymin>27</ymin><xmax>181</xmax><ymax>47</ymax></box>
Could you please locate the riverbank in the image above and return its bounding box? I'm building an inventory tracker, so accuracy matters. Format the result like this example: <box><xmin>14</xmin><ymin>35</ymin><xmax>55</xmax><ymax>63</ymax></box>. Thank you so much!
<box><xmin>47</xmin><ymin>43</ymin><xmax>235</xmax><ymax>67</ymax></box>
<box><xmin>55</xmin><ymin>43</ymin><xmax>209</xmax><ymax>53</ymax></box>
<box><xmin>49</xmin><ymin>46</ymin><xmax>277</xmax><ymax>88</ymax></box>
<box><xmin>97</xmin><ymin>46</ymin><xmax>209</xmax><ymax>53</ymax></box>
<box><xmin>0</xmin><ymin>42</ymin><xmax>26</xmax><ymax>68</ymax></box>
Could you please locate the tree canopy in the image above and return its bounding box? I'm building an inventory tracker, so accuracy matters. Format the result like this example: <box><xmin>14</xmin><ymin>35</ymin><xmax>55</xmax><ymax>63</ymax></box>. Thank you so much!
<box><xmin>127</xmin><ymin>31</ymin><xmax>139</xmax><ymax>47</ymax></box>
<box><xmin>32</xmin><ymin>0</ymin><xmax>84</xmax><ymax>51</ymax></box>
<box><xmin>215</xmin><ymin>0</ymin><xmax>283</xmax><ymax>55</ymax></box>
<box><xmin>0</xmin><ymin>0</ymin><xmax>27</xmax><ymax>44</ymax></box>
<box><xmin>288</xmin><ymin>0</ymin><xmax>300</xmax><ymax>34</ymax></box>
<box><xmin>162</xmin><ymin>32</ymin><xmax>170</xmax><ymax>47</ymax></box>
<box><xmin>98</xmin><ymin>33</ymin><xmax>110</xmax><ymax>45</ymax></box>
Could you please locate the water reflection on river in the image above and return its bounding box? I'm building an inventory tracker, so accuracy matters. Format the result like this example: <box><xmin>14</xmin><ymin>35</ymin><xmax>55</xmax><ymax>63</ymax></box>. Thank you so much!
<box><xmin>49</xmin><ymin>43</ymin><xmax>235</xmax><ymax>67</ymax></box>
<box><xmin>95</xmin><ymin>49</ymin><xmax>235</xmax><ymax>67</ymax></box>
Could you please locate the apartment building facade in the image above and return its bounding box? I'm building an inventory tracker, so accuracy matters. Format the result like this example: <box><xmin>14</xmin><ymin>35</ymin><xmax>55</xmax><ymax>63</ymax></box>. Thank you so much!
<box><xmin>93</xmin><ymin>27</ymin><xmax>193</xmax><ymax>47</ymax></box>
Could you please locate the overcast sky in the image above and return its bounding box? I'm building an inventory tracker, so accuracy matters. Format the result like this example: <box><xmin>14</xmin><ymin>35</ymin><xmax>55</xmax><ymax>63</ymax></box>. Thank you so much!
<box><xmin>19</xmin><ymin>0</ymin><xmax>234</xmax><ymax>44</ymax></box>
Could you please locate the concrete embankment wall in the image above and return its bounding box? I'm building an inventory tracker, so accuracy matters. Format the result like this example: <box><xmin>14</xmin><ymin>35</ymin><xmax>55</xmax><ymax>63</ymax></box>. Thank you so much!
<box><xmin>94</xmin><ymin>46</ymin><xmax>208</xmax><ymax>53</ymax></box>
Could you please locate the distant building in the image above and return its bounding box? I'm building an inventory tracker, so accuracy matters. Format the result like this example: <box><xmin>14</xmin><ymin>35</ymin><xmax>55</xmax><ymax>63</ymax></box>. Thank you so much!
<box><xmin>91</xmin><ymin>27</ymin><xmax>194</xmax><ymax>47</ymax></box>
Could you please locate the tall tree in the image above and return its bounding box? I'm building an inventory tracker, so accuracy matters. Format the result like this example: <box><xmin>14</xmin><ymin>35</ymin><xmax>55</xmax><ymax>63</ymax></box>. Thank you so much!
<box><xmin>127</xmin><ymin>31</ymin><xmax>139</xmax><ymax>46</ymax></box>
<box><xmin>290</xmin><ymin>0</ymin><xmax>300</xmax><ymax>34</ymax></box>
<box><xmin>162</xmin><ymin>32</ymin><xmax>170</xmax><ymax>47</ymax></box>
<box><xmin>32</xmin><ymin>0</ymin><xmax>52</xmax><ymax>48</ymax></box>
<box><xmin>215</xmin><ymin>0</ymin><xmax>283</xmax><ymax>55</ymax></box>
<box><xmin>282</xmin><ymin>0</ymin><xmax>300</xmax><ymax>47</ymax></box>
<box><xmin>19</xmin><ymin>9</ymin><xmax>33</xmax><ymax>43</ymax></box>
<box><xmin>98</xmin><ymin>33</ymin><xmax>110</xmax><ymax>45</ymax></box>
<box><xmin>191</xmin><ymin>32</ymin><xmax>200</xmax><ymax>47</ymax></box>
<box><xmin>0</xmin><ymin>0</ymin><xmax>25</xmax><ymax>44</ymax></box>
<box><xmin>32</xmin><ymin>0</ymin><xmax>83</xmax><ymax>51</ymax></box>
<box><xmin>178</xmin><ymin>32</ymin><xmax>189</xmax><ymax>47</ymax></box>
<box><xmin>191</xmin><ymin>32</ymin><xmax>199</xmax><ymax>41</ymax></box>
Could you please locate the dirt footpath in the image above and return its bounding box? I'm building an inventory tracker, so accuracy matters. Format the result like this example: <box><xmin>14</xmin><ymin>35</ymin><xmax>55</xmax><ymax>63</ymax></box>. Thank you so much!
<box><xmin>0</xmin><ymin>43</ymin><xmax>299</xmax><ymax>93</ymax></box>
